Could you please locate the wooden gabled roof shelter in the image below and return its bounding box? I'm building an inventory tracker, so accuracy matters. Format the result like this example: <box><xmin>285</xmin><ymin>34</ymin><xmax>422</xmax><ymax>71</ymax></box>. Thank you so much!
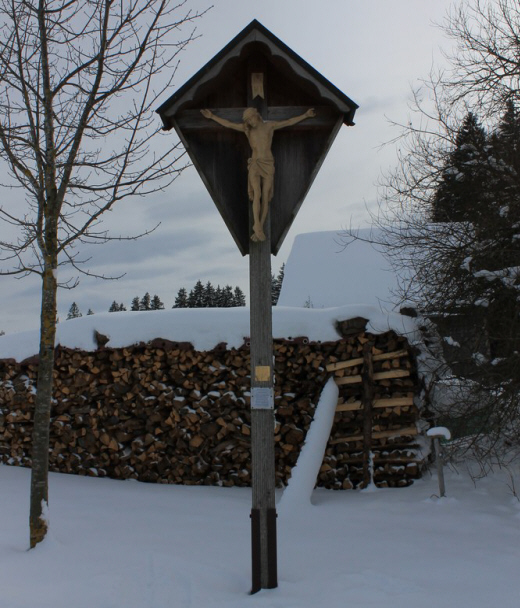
<box><xmin>157</xmin><ymin>20</ymin><xmax>358</xmax><ymax>255</ymax></box>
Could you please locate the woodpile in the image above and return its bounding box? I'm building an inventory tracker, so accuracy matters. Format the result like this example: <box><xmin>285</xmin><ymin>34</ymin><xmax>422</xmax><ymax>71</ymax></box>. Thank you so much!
<box><xmin>0</xmin><ymin>323</ymin><xmax>426</xmax><ymax>489</ymax></box>
<box><xmin>325</xmin><ymin>322</ymin><xmax>423</xmax><ymax>489</ymax></box>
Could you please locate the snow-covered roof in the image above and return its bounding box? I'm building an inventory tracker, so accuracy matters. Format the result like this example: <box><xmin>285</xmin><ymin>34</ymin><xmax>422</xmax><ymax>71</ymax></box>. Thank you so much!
<box><xmin>278</xmin><ymin>229</ymin><xmax>400</xmax><ymax>309</ymax></box>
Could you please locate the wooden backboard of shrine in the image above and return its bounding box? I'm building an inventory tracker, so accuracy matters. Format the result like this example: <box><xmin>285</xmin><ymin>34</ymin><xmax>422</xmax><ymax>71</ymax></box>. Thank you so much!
<box><xmin>157</xmin><ymin>20</ymin><xmax>358</xmax><ymax>255</ymax></box>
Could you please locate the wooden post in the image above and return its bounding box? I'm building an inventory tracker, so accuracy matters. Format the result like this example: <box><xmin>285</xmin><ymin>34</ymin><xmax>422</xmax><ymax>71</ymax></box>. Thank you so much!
<box><xmin>361</xmin><ymin>342</ymin><xmax>374</xmax><ymax>488</ymax></box>
<box><xmin>249</xmin><ymin>214</ymin><xmax>277</xmax><ymax>593</ymax></box>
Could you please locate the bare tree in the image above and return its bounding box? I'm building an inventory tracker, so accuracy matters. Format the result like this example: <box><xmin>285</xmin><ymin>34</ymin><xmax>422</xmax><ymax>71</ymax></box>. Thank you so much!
<box><xmin>0</xmin><ymin>0</ymin><xmax>207</xmax><ymax>547</ymax></box>
<box><xmin>342</xmin><ymin>0</ymin><xmax>520</xmax><ymax>466</ymax></box>
<box><xmin>443</xmin><ymin>0</ymin><xmax>520</xmax><ymax>115</ymax></box>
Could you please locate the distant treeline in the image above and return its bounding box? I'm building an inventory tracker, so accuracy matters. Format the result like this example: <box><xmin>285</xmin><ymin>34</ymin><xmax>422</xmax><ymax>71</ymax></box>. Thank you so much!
<box><xmin>64</xmin><ymin>266</ymin><xmax>284</xmax><ymax>320</ymax></box>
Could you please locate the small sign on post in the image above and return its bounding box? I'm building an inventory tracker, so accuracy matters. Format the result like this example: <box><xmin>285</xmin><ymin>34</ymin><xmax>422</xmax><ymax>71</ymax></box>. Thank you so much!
<box><xmin>251</xmin><ymin>387</ymin><xmax>274</xmax><ymax>409</ymax></box>
<box><xmin>157</xmin><ymin>19</ymin><xmax>358</xmax><ymax>593</ymax></box>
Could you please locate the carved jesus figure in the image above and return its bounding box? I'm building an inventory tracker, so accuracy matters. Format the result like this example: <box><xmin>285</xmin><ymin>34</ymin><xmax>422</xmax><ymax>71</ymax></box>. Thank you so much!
<box><xmin>201</xmin><ymin>107</ymin><xmax>315</xmax><ymax>242</ymax></box>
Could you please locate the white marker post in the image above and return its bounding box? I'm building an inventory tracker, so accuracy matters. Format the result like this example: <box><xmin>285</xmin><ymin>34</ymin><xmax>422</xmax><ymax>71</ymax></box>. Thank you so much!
<box><xmin>427</xmin><ymin>427</ymin><xmax>451</xmax><ymax>497</ymax></box>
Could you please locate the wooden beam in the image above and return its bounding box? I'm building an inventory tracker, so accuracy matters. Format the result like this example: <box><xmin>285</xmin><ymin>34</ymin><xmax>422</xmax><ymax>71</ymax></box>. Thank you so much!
<box><xmin>326</xmin><ymin>349</ymin><xmax>409</xmax><ymax>373</ymax></box>
<box><xmin>175</xmin><ymin>106</ymin><xmax>338</xmax><ymax>130</ymax></box>
<box><xmin>326</xmin><ymin>357</ymin><xmax>363</xmax><ymax>372</ymax></box>
<box><xmin>336</xmin><ymin>374</ymin><xmax>363</xmax><ymax>385</ymax></box>
<box><xmin>330</xmin><ymin>426</ymin><xmax>418</xmax><ymax>444</ymax></box>
<box><xmin>248</xmin><ymin>74</ymin><xmax>277</xmax><ymax>593</ymax></box>
<box><xmin>373</xmin><ymin>349</ymin><xmax>409</xmax><ymax>362</ymax></box>
<box><xmin>335</xmin><ymin>369</ymin><xmax>410</xmax><ymax>386</ymax></box>
<box><xmin>341</xmin><ymin>456</ymin><xmax>421</xmax><ymax>465</ymax></box>
<box><xmin>336</xmin><ymin>396</ymin><xmax>414</xmax><ymax>412</ymax></box>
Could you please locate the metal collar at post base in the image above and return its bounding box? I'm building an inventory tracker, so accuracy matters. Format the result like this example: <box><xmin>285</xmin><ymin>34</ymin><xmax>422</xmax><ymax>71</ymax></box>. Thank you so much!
<box><xmin>250</xmin><ymin>508</ymin><xmax>278</xmax><ymax>594</ymax></box>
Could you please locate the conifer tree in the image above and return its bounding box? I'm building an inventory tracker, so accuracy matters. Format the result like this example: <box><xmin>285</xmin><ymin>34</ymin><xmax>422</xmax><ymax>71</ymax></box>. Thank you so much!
<box><xmin>109</xmin><ymin>301</ymin><xmax>126</xmax><ymax>312</ymax></box>
<box><xmin>188</xmin><ymin>281</ymin><xmax>205</xmax><ymax>308</ymax></box>
<box><xmin>431</xmin><ymin>112</ymin><xmax>490</xmax><ymax>223</ymax></box>
<box><xmin>130</xmin><ymin>297</ymin><xmax>141</xmax><ymax>311</ymax></box>
<box><xmin>173</xmin><ymin>287</ymin><xmax>188</xmax><ymax>308</ymax></box>
<box><xmin>233</xmin><ymin>286</ymin><xmax>246</xmax><ymax>306</ymax></box>
<box><xmin>150</xmin><ymin>294</ymin><xmax>164</xmax><ymax>310</ymax></box>
<box><xmin>222</xmin><ymin>285</ymin><xmax>233</xmax><ymax>308</ymax></box>
<box><xmin>203</xmin><ymin>281</ymin><xmax>216</xmax><ymax>307</ymax></box>
<box><xmin>493</xmin><ymin>100</ymin><xmax>520</xmax><ymax>168</ymax></box>
<box><xmin>66</xmin><ymin>302</ymin><xmax>82</xmax><ymax>320</ymax></box>
<box><xmin>372</xmin><ymin>20</ymin><xmax>520</xmax><ymax>459</ymax></box>
<box><xmin>491</xmin><ymin>99</ymin><xmax>520</xmax><ymax>204</ymax></box>
<box><xmin>140</xmin><ymin>292</ymin><xmax>151</xmax><ymax>311</ymax></box>
<box><xmin>214</xmin><ymin>285</ymin><xmax>224</xmax><ymax>307</ymax></box>
<box><xmin>271</xmin><ymin>263</ymin><xmax>285</xmax><ymax>305</ymax></box>
<box><xmin>173</xmin><ymin>281</ymin><xmax>246</xmax><ymax>308</ymax></box>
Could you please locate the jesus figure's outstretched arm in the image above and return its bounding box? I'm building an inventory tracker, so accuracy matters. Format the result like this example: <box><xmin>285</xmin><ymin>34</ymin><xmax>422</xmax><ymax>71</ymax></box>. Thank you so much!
<box><xmin>200</xmin><ymin>109</ymin><xmax>245</xmax><ymax>132</ymax></box>
<box><xmin>271</xmin><ymin>108</ymin><xmax>315</xmax><ymax>130</ymax></box>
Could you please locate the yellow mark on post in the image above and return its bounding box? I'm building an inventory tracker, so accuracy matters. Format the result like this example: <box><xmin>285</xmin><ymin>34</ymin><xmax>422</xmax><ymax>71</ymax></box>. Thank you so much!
<box><xmin>254</xmin><ymin>365</ymin><xmax>271</xmax><ymax>382</ymax></box>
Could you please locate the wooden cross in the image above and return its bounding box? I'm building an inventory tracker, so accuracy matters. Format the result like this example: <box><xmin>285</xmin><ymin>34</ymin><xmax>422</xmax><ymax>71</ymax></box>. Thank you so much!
<box><xmin>174</xmin><ymin>106</ymin><xmax>336</xmax><ymax>130</ymax></box>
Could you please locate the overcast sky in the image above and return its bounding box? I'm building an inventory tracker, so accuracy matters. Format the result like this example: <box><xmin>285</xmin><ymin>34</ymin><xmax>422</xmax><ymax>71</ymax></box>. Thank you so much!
<box><xmin>1</xmin><ymin>0</ymin><xmax>460</xmax><ymax>334</ymax></box>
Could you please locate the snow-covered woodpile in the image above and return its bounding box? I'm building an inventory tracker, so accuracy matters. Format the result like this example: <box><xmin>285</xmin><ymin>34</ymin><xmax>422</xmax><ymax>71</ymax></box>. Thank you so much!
<box><xmin>0</xmin><ymin>323</ymin><xmax>427</xmax><ymax>489</ymax></box>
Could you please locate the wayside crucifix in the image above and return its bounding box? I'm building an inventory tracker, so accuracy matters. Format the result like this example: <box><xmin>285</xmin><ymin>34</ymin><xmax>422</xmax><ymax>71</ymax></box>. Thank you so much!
<box><xmin>157</xmin><ymin>19</ymin><xmax>358</xmax><ymax>594</ymax></box>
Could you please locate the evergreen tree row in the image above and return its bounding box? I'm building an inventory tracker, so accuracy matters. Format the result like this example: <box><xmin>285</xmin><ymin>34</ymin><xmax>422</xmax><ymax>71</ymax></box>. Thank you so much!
<box><xmin>129</xmin><ymin>292</ymin><xmax>165</xmax><ymax>311</ymax></box>
<box><xmin>173</xmin><ymin>281</ymin><xmax>245</xmax><ymax>308</ymax></box>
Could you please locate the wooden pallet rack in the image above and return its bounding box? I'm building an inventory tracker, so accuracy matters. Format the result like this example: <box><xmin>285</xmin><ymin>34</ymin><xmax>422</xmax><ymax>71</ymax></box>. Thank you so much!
<box><xmin>324</xmin><ymin>336</ymin><xmax>422</xmax><ymax>489</ymax></box>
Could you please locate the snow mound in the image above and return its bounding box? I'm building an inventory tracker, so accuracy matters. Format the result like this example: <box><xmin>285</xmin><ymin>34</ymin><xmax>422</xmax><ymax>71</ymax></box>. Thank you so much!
<box><xmin>0</xmin><ymin>305</ymin><xmax>420</xmax><ymax>362</ymax></box>
<box><xmin>427</xmin><ymin>427</ymin><xmax>452</xmax><ymax>440</ymax></box>
<box><xmin>279</xmin><ymin>378</ymin><xmax>339</xmax><ymax>512</ymax></box>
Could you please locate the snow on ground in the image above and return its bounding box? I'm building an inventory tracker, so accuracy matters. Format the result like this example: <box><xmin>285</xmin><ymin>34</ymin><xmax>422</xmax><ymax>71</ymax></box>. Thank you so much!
<box><xmin>0</xmin><ymin>304</ymin><xmax>420</xmax><ymax>362</ymax></box>
<box><xmin>278</xmin><ymin>229</ymin><xmax>401</xmax><ymax>309</ymax></box>
<box><xmin>1</xmin><ymin>463</ymin><xmax>519</xmax><ymax>608</ymax></box>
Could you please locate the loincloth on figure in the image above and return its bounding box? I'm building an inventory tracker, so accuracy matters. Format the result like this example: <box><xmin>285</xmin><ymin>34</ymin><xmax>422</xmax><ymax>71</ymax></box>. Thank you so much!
<box><xmin>247</xmin><ymin>157</ymin><xmax>275</xmax><ymax>202</ymax></box>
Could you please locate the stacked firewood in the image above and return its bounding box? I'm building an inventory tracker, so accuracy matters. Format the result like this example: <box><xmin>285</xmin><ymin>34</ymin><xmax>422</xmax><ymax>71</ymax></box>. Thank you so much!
<box><xmin>0</xmin><ymin>326</ymin><xmax>426</xmax><ymax>489</ymax></box>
